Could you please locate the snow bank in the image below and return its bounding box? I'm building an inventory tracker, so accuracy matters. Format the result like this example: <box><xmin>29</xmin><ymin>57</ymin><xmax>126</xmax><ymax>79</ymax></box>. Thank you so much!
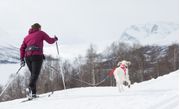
<box><xmin>0</xmin><ymin>70</ymin><xmax>179</xmax><ymax>109</ymax></box>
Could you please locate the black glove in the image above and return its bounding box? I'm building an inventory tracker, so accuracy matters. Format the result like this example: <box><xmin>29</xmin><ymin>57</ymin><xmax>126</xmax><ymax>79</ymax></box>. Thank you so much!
<box><xmin>43</xmin><ymin>54</ymin><xmax>46</xmax><ymax>60</ymax></box>
<box><xmin>20</xmin><ymin>59</ymin><xmax>25</xmax><ymax>67</ymax></box>
<box><xmin>54</xmin><ymin>36</ymin><xmax>58</xmax><ymax>41</ymax></box>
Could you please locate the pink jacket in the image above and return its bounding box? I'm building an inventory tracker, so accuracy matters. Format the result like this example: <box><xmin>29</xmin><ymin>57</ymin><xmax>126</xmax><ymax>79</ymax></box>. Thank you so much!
<box><xmin>20</xmin><ymin>28</ymin><xmax>56</xmax><ymax>60</ymax></box>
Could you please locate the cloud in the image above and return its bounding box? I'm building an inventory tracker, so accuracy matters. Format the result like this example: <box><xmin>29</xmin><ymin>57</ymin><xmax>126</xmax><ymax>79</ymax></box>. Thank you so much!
<box><xmin>0</xmin><ymin>0</ymin><xmax>178</xmax><ymax>55</ymax></box>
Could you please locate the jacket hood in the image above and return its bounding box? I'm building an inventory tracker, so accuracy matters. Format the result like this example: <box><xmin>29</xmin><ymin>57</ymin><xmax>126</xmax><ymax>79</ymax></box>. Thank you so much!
<box><xmin>28</xmin><ymin>28</ymin><xmax>40</xmax><ymax>34</ymax></box>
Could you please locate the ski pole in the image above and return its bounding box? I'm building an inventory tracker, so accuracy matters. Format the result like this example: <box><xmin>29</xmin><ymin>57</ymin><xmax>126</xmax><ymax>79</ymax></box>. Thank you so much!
<box><xmin>59</xmin><ymin>61</ymin><xmax>66</xmax><ymax>90</ymax></box>
<box><xmin>55</xmin><ymin>35</ymin><xmax>59</xmax><ymax>55</ymax></box>
<box><xmin>0</xmin><ymin>66</ymin><xmax>23</xmax><ymax>97</ymax></box>
<box><xmin>54</xmin><ymin>36</ymin><xmax>66</xmax><ymax>89</ymax></box>
<box><xmin>48</xmin><ymin>63</ymin><xmax>66</xmax><ymax>97</ymax></box>
<box><xmin>56</xmin><ymin>42</ymin><xmax>59</xmax><ymax>55</ymax></box>
<box><xmin>49</xmin><ymin>36</ymin><xmax>66</xmax><ymax>97</ymax></box>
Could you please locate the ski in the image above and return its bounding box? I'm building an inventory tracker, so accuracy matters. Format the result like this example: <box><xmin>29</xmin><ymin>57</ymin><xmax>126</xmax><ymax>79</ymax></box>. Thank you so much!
<box><xmin>21</xmin><ymin>96</ymin><xmax>40</xmax><ymax>103</ymax></box>
<box><xmin>20</xmin><ymin>92</ymin><xmax>52</xmax><ymax>103</ymax></box>
<box><xmin>21</xmin><ymin>98</ymin><xmax>34</xmax><ymax>103</ymax></box>
<box><xmin>47</xmin><ymin>91</ymin><xmax>54</xmax><ymax>97</ymax></box>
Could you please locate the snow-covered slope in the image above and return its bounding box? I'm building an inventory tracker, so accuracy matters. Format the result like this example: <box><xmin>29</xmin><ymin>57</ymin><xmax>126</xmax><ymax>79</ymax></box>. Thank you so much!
<box><xmin>120</xmin><ymin>22</ymin><xmax>179</xmax><ymax>46</ymax></box>
<box><xmin>0</xmin><ymin>45</ymin><xmax>19</xmax><ymax>64</ymax></box>
<box><xmin>0</xmin><ymin>70</ymin><xmax>178</xmax><ymax>109</ymax></box>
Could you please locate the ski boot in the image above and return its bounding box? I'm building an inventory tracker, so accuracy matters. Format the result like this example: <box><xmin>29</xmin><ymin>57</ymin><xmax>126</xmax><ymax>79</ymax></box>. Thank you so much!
<box><xmin>26</xmin><ymin>87</ymin><xmax>33</xmax><ymax>100</ymax></box>
<box><xmin>32</xmin><ymin>94</ymin><xmax>39</xmax><ymax>98</ymax></box>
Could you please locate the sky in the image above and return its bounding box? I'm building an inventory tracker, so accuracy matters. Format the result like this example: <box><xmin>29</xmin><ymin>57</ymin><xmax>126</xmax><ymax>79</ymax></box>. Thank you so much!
<box><xmin>0</xmin><ymin>0</ymin><xmax>178</xmax><ymax>58</ymax></box>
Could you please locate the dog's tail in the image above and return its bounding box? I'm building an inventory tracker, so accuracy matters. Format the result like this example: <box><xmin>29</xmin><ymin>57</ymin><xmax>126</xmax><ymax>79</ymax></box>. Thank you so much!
<box><xmin>108</xmin><ymin>67</ymin><xmax>116</xmax><ymax>77</ymax></box>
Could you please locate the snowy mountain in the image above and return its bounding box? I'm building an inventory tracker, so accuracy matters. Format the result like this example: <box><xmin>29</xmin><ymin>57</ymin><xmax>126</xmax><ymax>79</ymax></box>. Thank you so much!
<box><xmin>0</xmin><ymin>70</ymin><xmax>178</xmax><ymax>109</ymax></box>
<box><xmin>0</xmin><ymin>22</ymin><xmax>178</xmax><ymax>64</ymax></box>
<box><xmin>120</xmin><ymin>22</ymin><xmax>179</xmax><ymax>46</ymax></box>
<box><xmin>0</xmin><ymin>28</ymin><xmax>20</xmax><ymax>64</ymax></box>
<box><xmin>0</xmin><ymin>45</ymin><xmax>19</xmax><ymax>64</ymax></box>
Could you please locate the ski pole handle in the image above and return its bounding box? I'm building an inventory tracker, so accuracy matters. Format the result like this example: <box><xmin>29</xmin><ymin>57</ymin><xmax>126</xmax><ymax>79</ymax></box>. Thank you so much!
<box><xmin>54</xmin><ymin>35</ymin><xmax>58</xmax><ymax>41</ymax></box>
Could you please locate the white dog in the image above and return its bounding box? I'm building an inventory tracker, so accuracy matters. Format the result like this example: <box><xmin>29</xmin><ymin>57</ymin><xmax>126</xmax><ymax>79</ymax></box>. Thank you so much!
<box><xmin>113</xmin><ymin>60</ymin><xmax>131</xmax><ymax>92</ymax></box>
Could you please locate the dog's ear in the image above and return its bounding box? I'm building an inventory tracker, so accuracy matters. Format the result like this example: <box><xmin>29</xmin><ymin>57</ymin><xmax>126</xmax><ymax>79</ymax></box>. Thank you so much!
<box><xmin>127</xmin><ymin>61</ymin><xmax>131</xmax><ymax>66</ymax></box>
<box><xmin>117</xmin><ymin>62</ymin><xmax>122</xmax><ymax>67</ymax></box>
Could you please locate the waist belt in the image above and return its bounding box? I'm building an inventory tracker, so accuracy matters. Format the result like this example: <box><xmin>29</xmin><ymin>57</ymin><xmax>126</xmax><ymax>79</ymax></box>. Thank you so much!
<box><xmin>25</xmin><ymin>45</ymin><xmax>42</xmax><ymax>51</ymax></box>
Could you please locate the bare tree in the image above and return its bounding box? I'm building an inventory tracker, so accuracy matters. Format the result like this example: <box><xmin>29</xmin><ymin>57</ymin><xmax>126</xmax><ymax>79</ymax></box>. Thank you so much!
<box><xmin>85</xmin><ymin>44</ymin><xmax>98</xmax><ymax>86</ymax></box>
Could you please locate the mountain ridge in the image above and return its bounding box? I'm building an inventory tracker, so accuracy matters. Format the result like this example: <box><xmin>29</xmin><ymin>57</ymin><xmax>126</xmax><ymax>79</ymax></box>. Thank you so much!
<box><xmin>120</xmin><ymin>22</ymin><xmax>179</xmax><ymax>46</ymax></box>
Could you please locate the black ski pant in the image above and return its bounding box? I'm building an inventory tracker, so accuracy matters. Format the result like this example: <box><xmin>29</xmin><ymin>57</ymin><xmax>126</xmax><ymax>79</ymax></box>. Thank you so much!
<box><xmin>25</xmin><ymin>55</ymin><xmax>43</xmax><ymax>95</ymax></box>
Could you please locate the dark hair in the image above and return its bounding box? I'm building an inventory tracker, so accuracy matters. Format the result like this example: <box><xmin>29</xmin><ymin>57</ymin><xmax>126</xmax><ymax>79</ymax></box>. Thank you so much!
<box><xmin>31</xmin><ymin>23</ymin><xmax>41</xmax><ymax>29</ymax></box>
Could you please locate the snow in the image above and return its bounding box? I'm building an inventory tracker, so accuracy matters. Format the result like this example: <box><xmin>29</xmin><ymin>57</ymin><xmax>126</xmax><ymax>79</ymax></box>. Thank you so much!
<box><xmin>0</xmin><ymin>70</ymin><xmax>179</xmax><ymax>109</ymax></box>
<box><xmin>142</xmin><ymin>30</ymin><xmax>179</xmax><ymax>46</ymax></box>
<box><xmin>120</xmin><ymin>22</ymin><xmax>179</xmax><ymax>46</ymax></box>
<box><xmin>161</xmin><ymin>30</ymin><xmax>179</xmax><ymax>45</ymax></box>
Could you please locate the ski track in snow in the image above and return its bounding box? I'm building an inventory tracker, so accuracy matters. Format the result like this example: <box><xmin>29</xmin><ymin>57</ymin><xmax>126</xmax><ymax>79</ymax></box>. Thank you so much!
<box><xmin>0</xmin><ymin>70</ymin><xmax>179</xmax><ymax>109</ymax></box>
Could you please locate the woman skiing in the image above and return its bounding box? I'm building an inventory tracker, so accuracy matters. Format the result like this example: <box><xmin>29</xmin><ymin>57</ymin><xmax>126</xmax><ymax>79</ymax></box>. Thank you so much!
<box><xmin>20</xmin><ymin>23</ymin><xmax>58</xmax><ymax>98</ymax></box>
